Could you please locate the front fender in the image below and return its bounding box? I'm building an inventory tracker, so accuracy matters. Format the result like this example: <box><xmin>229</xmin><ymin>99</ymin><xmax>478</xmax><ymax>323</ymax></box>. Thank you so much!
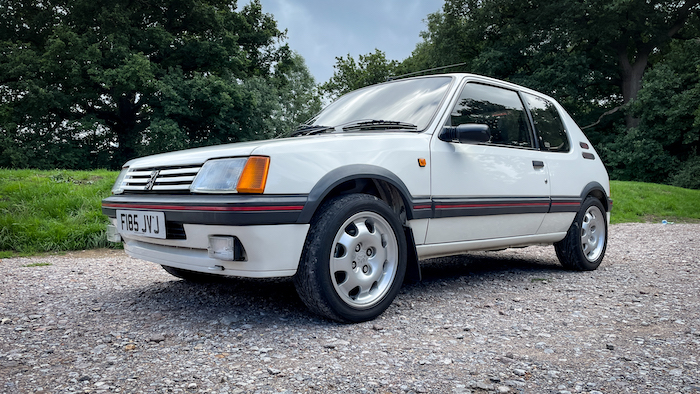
<box><xmin>296</xmin><ymin>164</ymin><xmax>420</xmax><ymax>224</ymax></box>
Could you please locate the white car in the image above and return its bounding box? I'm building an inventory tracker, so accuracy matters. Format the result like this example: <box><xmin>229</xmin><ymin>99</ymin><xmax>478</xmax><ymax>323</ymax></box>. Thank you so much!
<box><xmin>103</xmin><ymin>73</ymin><xmax>611</xmax><ymax>322</ymax></box>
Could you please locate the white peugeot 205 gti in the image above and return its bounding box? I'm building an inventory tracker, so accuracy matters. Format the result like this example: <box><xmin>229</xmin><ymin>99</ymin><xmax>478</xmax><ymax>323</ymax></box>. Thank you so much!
<box><xmin>103</xmin><ymin>73</ymin><xmax>612</xmax><ymax>322</ymax></box>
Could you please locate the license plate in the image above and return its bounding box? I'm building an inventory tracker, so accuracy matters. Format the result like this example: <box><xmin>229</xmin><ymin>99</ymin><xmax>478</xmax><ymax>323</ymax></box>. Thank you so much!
<box><xmin>116</xmin><ymin>210</ymin><xmax>166</xmax><ymax>239</ymax></box>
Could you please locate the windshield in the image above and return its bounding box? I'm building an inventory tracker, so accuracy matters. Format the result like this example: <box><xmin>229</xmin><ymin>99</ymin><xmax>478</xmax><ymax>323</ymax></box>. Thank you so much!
<box><xmin>308</xmin><ymin>76</ymin><xmax>453</xmax><ymax>132</ymax></box>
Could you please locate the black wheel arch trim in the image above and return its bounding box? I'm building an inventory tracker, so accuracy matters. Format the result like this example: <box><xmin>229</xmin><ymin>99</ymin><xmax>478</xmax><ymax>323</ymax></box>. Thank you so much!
<box><xmin>580</xmin><ymin>182</ymin><xmax>612</xmax><ymax>212</ymax></box>
<box><xmin>296</xmin><ymin>164</ymin><xmax>420</xmax><ymax>224</ymax></box>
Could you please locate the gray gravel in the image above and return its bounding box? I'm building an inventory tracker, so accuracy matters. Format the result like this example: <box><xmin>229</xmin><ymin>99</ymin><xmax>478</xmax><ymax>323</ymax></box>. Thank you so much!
<box><xmin>1</xmin><ymin>223</ymin><xmax>699</xmax><ymax>394</ymax></box>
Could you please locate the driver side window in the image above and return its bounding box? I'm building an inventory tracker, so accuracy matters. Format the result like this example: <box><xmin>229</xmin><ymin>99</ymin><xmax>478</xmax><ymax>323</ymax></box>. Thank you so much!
<box><xmin>449</xmin><ymin>83</ymin><xmax>533</xmax><ymax>148</ymax></box>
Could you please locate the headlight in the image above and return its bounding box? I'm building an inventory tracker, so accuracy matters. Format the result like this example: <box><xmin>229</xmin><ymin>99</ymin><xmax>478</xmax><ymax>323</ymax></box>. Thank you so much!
<box><xmin>111</xmin><ymin>167</ymin><xmax>130</xmax><ymax>195</ymax></box>
<box><xmin>190</xmin><ymin>156</ymin><xmax>270</xmax><ymax>194</ymax></box>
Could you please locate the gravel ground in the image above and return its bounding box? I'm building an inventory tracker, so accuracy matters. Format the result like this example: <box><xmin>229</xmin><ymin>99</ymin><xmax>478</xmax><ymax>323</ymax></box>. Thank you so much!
<box><xmin>1</xmin><ymin>223</ymin><xmax>699</xmax><ymax>394</ymax></box>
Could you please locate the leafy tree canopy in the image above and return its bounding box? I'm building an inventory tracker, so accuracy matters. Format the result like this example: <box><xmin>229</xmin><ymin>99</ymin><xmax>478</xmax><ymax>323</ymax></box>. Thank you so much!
<box><xmin>406</xmin><ymin>0</ymin><xmax>699</xmax><ymax>127</ymax></box>
<box><xmin>600</xmin><ymin>38</ymin><xmax>700</xmax><ymax>187</ymax></box>
<box><xmin>320</xmin><ymin>49</ymin><xmax>398</xmax><ymax>99</ymax></box>
<box><xmin>0</xmin><ymin>0</ymin><xmax>318</xmax><ymax>169</ymax></box>
<box><xmin>245</xmin><ymin>52</ymin><xmax>323</xmax><ymax>138</ymax></box>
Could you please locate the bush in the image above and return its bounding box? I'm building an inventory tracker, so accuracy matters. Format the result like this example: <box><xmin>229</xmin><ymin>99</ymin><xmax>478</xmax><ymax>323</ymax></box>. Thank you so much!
<box><xmin>672</xmin><ymin>155</ymin><xmax>700</xmax><ymax>190</ymax></box>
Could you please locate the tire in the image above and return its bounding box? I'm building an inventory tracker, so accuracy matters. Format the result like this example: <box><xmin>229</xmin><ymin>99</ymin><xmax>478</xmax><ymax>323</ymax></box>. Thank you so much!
<box><xmin>161</xmin><ymin>265</ymin><xmax>217</xmax><ymax>282</ymax></box>
<box><xmin>294</xmin><ymin>194</ymin><xmax>407</xmax><ymax>323</ymax></box>
<box><xmin>555</xmin><ymin>196</ymin><xmax>608</xmax><ymax>271</ymax></box>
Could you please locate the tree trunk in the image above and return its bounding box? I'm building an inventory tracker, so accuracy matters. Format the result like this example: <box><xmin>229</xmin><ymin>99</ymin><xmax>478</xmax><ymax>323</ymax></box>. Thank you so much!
<box><xmin>111</xmin><ymin>94</ymin><xmax>142</xmax><ymax>167</ymax></box>
<box><xmin>618</xmin><ymin>48</ymin><xmax>650</xmax><ymax>129</ymax></box>
<box><xmin>615</xmin><ymin>0</ymin><xmax>699</xmax><ymax>129</ymax></box>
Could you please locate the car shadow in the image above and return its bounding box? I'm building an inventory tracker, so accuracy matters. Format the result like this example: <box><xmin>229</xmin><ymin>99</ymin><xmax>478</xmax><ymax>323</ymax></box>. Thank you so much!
<box><xmin>110</xmin><ymin>275</ymin><xmax>316</xmax><ymax>326</ymax></box>
<box><xmin>415</xmin><ymin>251</ymin><xmax>565</xmax><ymax>285</ymax></box>
<box><xmin>101</xmin><ymin>250</ymin><xmax>570</xmax><ymax>326</ymax></box>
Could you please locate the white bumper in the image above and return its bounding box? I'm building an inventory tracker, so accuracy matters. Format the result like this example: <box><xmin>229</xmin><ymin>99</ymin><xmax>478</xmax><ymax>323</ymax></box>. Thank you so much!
<box><xmin>111</xmin><ymin>219</ymin><xmax>310</xmax><ymax>278</ymax></box>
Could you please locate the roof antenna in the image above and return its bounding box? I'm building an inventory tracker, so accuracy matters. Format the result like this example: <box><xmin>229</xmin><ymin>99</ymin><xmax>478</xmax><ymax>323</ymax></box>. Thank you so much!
<box><xmin>387</xmin><ymin>62</ymin><xmax>467</xmax><ymax>81</ymax></box>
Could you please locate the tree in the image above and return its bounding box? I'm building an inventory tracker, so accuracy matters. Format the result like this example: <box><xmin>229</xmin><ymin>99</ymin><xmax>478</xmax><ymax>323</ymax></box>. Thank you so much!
<box><xmin>601</xmin><ymin>39</ymin><xmax>700</xmax><ymax>187</ymax></box>
<box><xmin>244</xmin><ymin>52</ymin><xmax>323</xmax><ymax>138</ymax></box>
<box><xmin>0</xmin><ymin>0</ymin><xmax>291</xmax><ymax>169</ymax></box>
<box><xmin>568</xmin><ymin>0</ymin><xmax>700</xmax><ymax>127</ymax></box>
<box><xmin>404</xmin><ymin>0</ymin><xmax>700</xmax><ymax>128</ymax></box>
<box><xmin>320</xmin><ymin>49</ymin><xmax>398</xmax><ymax>99</ymax></box>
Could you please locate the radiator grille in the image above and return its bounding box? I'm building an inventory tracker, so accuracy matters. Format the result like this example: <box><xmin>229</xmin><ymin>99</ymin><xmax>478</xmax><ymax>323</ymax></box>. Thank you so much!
<box><xmin>121</xmin><ymin>165</ymin><xmax>200</xmax><ymax>193</ymax></box>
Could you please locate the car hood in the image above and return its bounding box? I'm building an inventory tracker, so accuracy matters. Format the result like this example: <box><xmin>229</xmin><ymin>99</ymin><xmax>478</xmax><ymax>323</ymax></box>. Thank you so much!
<box><xmin>122</xmin><ymin>138</ymin><xmax>285</xmax><ymax>169</ymax></box>
<box><xmin>122</xmin><ymin>133</ymin><xmax>426</xmax><ymax>169</ymax></box>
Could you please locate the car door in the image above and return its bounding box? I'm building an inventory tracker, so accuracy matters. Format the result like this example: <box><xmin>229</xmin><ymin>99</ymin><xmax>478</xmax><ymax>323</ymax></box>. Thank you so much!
<box><xmin>425</xmin><ymin>82</ymin><xmax>550</xmax><ymax>244</ymax></box>
<box><xmin>521</xmin><ymin>91</ymin><xmax>586</xmax><ymax>235</ymax></box>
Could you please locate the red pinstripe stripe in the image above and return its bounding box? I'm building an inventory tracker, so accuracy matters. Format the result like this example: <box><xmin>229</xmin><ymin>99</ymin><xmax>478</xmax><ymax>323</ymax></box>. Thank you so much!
<box><xmin>435</xmin><ymin>202</ymin><xmax>549</xmax><ymax>209</ymax></box>
<box><xmin>103</xmin><ymin>203</ymin><xmax>304</xmax><ymax>212</ymax></box>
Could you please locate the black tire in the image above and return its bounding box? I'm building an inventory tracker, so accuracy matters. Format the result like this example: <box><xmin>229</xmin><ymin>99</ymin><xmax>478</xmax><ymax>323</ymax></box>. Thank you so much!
<box><xmin>555</xmin><ymin>196</ymin><xmax>608</xmax><ymax>271</ymax></box>
<box><xmin>293</xmin><ymin>194</ymin><xmax>407</xmax><ymax>323</ymax></box>
<box><xmin>161</xmin><ymin>265</ymin><xmax>217</xmax><ymax>282</ymax></box>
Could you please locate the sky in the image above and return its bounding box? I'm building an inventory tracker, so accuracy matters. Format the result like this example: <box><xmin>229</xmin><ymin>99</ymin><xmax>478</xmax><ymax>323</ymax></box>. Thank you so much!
<box><xmin>256</xmin><ymin>0</ymin><xmax>445</xmax><ymax>84</ymax></box>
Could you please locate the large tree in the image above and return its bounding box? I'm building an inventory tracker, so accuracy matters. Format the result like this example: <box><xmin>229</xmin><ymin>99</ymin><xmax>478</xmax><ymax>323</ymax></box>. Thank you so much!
<box><xmin>406</xmin><ymin>0</ymin><xmax>700</xmax><ymax>128</ymax></box>
<box><xmin>601</xmin><ymin>38</ymin><xmax>700</xmax><ymax>187</ymax></box>
<box><xmin>0</xmin><ymin>0</ymin><xmax>292</xmax><ymax>169</ymax></box>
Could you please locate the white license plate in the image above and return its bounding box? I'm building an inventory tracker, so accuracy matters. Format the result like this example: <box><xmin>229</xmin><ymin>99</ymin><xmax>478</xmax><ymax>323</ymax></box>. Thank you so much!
<box><xmin>116</xmin><ymin>210</ymin><xmax>166</xmax><ymax>239</ymax></box>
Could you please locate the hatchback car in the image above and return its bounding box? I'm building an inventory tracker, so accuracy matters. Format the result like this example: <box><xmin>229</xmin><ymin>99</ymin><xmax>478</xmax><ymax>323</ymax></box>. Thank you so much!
<box><xmin>103</xmin><ymin>73</ymin><xmax>611</xmax><ymax>322</ymax></box>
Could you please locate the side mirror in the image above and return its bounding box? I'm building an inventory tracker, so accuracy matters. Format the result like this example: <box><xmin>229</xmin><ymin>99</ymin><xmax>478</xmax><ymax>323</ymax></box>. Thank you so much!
<box><xmin>438</xmin><ymin>123</ymin><xmax>491</xmax><ymax>144</ymax></box>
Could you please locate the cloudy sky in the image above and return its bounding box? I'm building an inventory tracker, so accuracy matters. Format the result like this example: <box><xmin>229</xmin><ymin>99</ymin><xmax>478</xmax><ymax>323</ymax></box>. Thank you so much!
<box><xmin>256</xmin><ymin>0</ymin><xmax>445</xmax><ymax>84</ymax></box>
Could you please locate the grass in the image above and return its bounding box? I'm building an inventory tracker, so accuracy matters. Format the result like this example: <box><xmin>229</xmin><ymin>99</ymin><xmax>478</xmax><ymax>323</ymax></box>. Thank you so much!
<box><xmin>0</xmin><ymin>169</ymin><xmax>119</xmax><ymax>255</ymax></box>
<box><xmin>610</xmin><ymin>180</ymin><xmax>700</xmax><ymax>224</ymax></box>
<box><xmin>0</xmin><ymin>169</ymin><xmax>698</xmax><ymax>257</ymax></box>
<box><xmin>22</xmin><ymin>262</ymin><xmax>52</xmax><ymax>267</ymax></box>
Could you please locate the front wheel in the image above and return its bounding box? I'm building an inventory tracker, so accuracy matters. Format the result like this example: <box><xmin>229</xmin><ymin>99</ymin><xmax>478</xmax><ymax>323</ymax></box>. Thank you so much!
<box><xmin>555</xmin><ymin>196</ymin><xmax>608</xmax><ymax>271</ymax></box>
<box><xmin>294</xmin><ymin>194</ymin><xmax>407</xmax><ymax>323</ymax></box>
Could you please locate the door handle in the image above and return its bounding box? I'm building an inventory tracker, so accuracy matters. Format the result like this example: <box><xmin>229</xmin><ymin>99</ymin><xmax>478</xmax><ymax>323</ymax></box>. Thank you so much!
<box><xmin>532</xmin><ymin>160</ymin><xmax>545</xmax><ymax>168</ymax></box>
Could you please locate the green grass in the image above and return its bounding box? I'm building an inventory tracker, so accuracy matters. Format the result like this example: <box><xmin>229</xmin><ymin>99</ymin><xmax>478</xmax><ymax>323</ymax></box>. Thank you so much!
<box><xmin>0</xmin><ymin>169</ymin><xmax>119</xmax><ymax>255</ymax></box>
<box><xmin>22</xmin><ymin>262</ymin><xmax>52</xmax><ymax>267</ymax></box>
<box><xmin>0</xmin><ymin>169</ymin><xmax>698</xmax><ymax>257</ymax></box>
<box><xmin>610</xmin><ymin>180</ymin><xmax>700</xmax><ymax>224</ymax></box>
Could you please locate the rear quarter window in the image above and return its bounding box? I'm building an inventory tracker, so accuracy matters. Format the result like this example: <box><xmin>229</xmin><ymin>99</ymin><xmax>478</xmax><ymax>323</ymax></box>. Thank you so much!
<box><xmin>523</xmin><ymin>93</ymin><xmax>570</xmax><ymax>152</ymax></box>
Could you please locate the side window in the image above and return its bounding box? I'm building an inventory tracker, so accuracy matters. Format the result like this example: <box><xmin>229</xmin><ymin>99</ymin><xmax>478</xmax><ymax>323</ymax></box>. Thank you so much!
<box><xmin>523</xmin><ymin>93</ymin><xmax>570</xmax><ymax>152</ymax></box>
<box><xmin>449</xmin><ymin>83</ymin><xmax>533</xmax><ymax>148</ymax></box>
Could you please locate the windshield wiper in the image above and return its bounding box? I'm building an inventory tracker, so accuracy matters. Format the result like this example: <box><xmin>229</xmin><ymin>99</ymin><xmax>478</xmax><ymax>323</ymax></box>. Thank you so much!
<box><xmin>290</xmin><ymin>124</ymin><xmax>333</xmax><ymax>137</ymax></box>
<box><xmin>291</xmin><ymin>120</ymin><xmax>419</xmax><ymax>137</ymax></box>
<box><xmin>339</xmin><ymin>119</ymin><xmax>418</xmax><ymax>132</ymax></box>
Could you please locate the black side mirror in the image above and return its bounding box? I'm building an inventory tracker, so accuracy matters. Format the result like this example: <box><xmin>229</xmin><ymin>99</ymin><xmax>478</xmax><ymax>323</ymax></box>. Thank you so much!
<box><xmin>438</xmin><ymin>123</ymin><xmax>491</xmax><ymax>144</ymax></box>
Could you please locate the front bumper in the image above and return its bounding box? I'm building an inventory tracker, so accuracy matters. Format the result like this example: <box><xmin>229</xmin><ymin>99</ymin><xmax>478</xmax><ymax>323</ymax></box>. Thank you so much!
<box><xmin>103</xmin><ymin>194</ymin><xmax>311</xmax><ymax>278</ymax></box>
<box><xmin>110</xmin><ymin>219</ymin><xmax>310</xmax><ymax>278</ymax></box>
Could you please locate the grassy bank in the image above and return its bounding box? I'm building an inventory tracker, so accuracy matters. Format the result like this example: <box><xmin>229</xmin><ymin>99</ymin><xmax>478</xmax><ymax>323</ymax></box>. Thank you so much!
<box><xmin>610</xmin><ymin>180</ymin><xmax>700</xmax><ymax>224</ymax></box>
<box><xmin>0</xmin><ymin>170</ymin><xmax>698</xmax><ymax>257</ymax></box>
<box><xmin>0</xmin><ymin>169</ymin><xmax>118</xmax><ymax>257</ymax></box>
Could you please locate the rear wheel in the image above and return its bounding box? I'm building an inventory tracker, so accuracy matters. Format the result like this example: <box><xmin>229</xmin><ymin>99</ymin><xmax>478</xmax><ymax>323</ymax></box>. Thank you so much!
<box><xmin>294</xmin><ymin>194</ymin><xmax>407</xmax><ymax>323</ymax></box>
<box><xmin>555</xmin><ymin>196</ymin><xmax>608</xmax><ymax>271</ymax></box>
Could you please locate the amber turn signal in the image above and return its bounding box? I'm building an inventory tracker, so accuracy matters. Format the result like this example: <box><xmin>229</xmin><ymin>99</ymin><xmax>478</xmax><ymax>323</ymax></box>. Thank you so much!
<box><xmin>237</xmin><ymin>156</ymin><xmax>270</xmax><ymax>193</ymax></box>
